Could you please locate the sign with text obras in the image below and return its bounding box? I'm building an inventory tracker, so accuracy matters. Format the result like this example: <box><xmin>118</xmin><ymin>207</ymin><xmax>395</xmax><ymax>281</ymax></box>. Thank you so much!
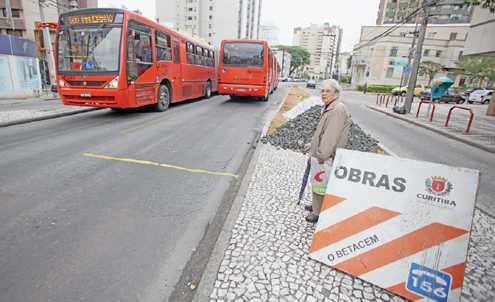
<box><xmin>309</xmin><ymin>149</ymin><xmax>480</xmax><ymax>302</ymax></box>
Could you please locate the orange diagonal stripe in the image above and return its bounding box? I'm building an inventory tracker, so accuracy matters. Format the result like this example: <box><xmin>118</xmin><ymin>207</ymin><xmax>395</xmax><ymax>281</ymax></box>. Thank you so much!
<box><xmin>386</xmin><ymin>283</ymin><xmax>424</xmax><ymax>301</ymax></box>
<box><xmin>442</xmin><ymin>262</ymin><xmax>466</xmax><ymax>289</ymax></box>
<box><xmin>309</xmin><ymin>207</ymin><xmax>401</xmax><ymax>254</ymax></box>
<box><xmin>334</xmin><ymin>223</ymin><xmax>469</xmax><ymax>276</ymax></box>
<box><xmin>321</xmin><ymin>194</ymin><xmax>347</xmax><ymax>213</ymax></box>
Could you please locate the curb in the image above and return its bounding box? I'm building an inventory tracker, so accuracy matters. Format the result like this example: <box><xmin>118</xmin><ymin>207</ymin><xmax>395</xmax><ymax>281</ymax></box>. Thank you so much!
<box><xmin>366</xmin><ymin>104</ymin><xmax>495</xmax><ymax>154</ymax></box>
<box><xmin>0</xmin><ymin>107</ymin><xmax>103</xmax><ymax>128</ymax></box>
<box><xmin>192</xmin><ymin>87</ymin><xmax>291</xmax><ymax>302</ymax></box>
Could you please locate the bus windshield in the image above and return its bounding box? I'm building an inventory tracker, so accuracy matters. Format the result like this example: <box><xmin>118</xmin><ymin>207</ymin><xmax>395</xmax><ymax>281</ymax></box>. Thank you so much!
<box><xmin>221</xmin><ymin>42</ymin><xmax>264</xmax><ymax>67</ymax></box>
<box><xmin>57</xmin><ymin>25</ymin><xmax>122</xmax><ymax>72</ymax></box>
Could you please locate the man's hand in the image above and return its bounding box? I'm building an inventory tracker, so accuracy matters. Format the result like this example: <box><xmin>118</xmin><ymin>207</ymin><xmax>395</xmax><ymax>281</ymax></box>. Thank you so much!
<box><xmin>304</xmin><ymin>143</ymin><xmax>311</xmax><ymax>151</ymax></box>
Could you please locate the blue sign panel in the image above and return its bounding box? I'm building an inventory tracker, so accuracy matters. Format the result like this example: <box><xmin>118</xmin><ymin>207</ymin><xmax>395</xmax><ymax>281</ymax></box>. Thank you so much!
<box><xmin>403</xmin><ymin>67</ymin><xmax>412</xmax><ymax>72</ymax></box>
<box><xmin>10</xmin><ymin>36</ymin><xmax>38</xmax><ymax>58</ymax></box>
<box><xmin>406</xmin><ymin>263</ymin><xmax>451</xmax><ymax>302</ymax></box>
<box><xmin>0</xmin><ymin>35</ymin><xmax>13</xmax><ymax>55</ymax></box>
<box><xmin>222</xmin><ymin>68</ymin><xmax>226</xmax><ymax>74</ymax></box>
<box><xmin>85</xmin><ymin>62</ymin><xmax>93</xmax><ymax>70</ymax></box>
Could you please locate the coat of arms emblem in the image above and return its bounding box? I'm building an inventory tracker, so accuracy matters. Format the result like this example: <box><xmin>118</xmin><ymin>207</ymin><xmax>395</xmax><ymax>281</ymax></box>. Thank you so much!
<box><xmin>425</xmin><ymin>176</ymin><xmax>453</xmax><ymax>196</ymax></box>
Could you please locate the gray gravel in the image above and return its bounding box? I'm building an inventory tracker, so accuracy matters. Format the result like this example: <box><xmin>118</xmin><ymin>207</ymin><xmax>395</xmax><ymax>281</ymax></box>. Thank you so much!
<box><xmin>261</xmin><ymin>105</ymin><xmax>382</xmax><ymax>154</ymax></box>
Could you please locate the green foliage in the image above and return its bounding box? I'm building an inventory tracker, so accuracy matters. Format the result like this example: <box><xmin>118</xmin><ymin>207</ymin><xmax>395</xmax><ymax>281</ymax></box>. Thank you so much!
<box><xmin>348</xmin><ymin>76</ymin><xmax>352</xmax><ymax>83</ymax></box>
<box><xmin>464</xmin><ymin>0</ymin><xmax>495</xmax><ymax>13</ymax></box>
<box><xmin>419</xmin><ymin>60</ymin><xmax>445</xmax><ymax>86</ymax></box>
<box><xmin>357</xmin><ymin>85</ymin><xmax>397</xmax><ymax>93</ymax></box>
<box><xmin>454</xmin><ymin>56</ymin><xmax>495</xmax><ymax>84</ymax></box>
<box><xmin>273</xmin><ymin>45</ymin><xmax>311</xmax><ymax>75</ymax></box>
<box><xmin>347</xmin><ymin>55</ymin><xmax>353</xmax><ymax>70</ymax></box>
<box><xmin>339</xmin><ymin>77</ymin><xmax>348</xmax><ymax>84</ymax></box>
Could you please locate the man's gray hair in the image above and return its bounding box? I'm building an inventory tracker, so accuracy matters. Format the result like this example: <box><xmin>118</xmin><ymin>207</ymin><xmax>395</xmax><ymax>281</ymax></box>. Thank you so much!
<box><xmin>323</xmin><ymin>79</ymin><xmax>341</xmax><ymax>94</ymax></box>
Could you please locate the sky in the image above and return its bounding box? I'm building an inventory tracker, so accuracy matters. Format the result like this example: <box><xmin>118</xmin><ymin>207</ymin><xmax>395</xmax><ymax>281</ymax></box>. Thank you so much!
<box><xmin>98</xmin><ymin>0</ymin><xmax>381</xmax><ymax>52</ymax></box>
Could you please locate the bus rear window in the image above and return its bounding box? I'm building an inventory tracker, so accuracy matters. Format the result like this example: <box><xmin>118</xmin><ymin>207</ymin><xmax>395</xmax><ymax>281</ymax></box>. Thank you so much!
<box><xmin>222</xmin><ymin>42</ymin><xmax>264</xmax><ymax>67</ymax></box>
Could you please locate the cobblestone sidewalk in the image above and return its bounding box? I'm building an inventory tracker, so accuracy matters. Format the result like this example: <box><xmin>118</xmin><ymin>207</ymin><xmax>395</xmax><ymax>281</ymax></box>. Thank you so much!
<box><xmin>206</xmin><ymin>144</ymin><xmax>495</xmax><ymax>302</ymax></box>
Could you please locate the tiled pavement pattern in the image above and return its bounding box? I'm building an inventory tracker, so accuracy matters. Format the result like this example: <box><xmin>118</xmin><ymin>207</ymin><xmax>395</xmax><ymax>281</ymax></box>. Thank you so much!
<box><xmin>208</xmin><ymin>143</ymin><xmax>495</xmax><ymax>302</ymax></box>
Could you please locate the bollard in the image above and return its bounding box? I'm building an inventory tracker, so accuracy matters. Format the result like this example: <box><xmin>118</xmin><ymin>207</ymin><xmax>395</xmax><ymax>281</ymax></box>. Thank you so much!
<box><xmin>445</xmin><ymin>106</ymin><xmax>474</xmax><ymax>133</ymax></box>
<box><xmin>416</xmin><ymin>101</ymin><xmax>436</xmax><ymax>122</ymax></box>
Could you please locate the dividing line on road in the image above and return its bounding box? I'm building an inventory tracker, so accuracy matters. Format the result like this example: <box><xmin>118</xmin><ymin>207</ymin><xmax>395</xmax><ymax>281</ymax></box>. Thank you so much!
<box><xmin>84</xmin><ymin>153</ymin><xmax>237</xmax><ymax>177</ymax></box>
<box><xmin>119</xmin><ymin>111</ymin><xmax>184</xmax><ymax>134</ymax></box>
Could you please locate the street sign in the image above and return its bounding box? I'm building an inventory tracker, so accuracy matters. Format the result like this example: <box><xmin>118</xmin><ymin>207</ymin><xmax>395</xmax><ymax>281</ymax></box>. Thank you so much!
<box><xmin>309</xmin><ymin>149</ymin><xmax>480</xmax><ymax>302</ymax></box>
<box><xmin>403</xmin><ymin>67</ymin><xmax>412</xmax><ymax>72</ymax></box>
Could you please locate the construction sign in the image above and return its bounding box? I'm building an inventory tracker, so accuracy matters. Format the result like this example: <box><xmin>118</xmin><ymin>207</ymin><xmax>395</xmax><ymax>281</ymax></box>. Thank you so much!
<box><xmin>309</xmin><ymin>149</ymin><xmax>480</xmax><ymax>302</ymax></box>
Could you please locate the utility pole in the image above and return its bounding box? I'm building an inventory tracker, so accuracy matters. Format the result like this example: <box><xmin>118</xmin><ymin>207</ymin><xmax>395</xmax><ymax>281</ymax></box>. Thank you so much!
<box><xmin>402</xmin><ymin>17</ymin><xmax>420</xmax><ymax>86</ymax></box>
<box><xmin>404</xmin><ymin>3</ymin><xmax>431</xmax><ymax>113</ymax></box>
<box><xmin>38</xmin><ymin>0</ymin><xmax>57</xmax><ymax>97</ymax></box>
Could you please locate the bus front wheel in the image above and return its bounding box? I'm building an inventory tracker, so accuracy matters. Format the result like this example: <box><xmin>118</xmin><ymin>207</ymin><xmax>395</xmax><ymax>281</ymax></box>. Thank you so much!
<box><xmin>155</xmin><ymin>85</ymin><xmax>170</xmax><ymax>112</ymax></box>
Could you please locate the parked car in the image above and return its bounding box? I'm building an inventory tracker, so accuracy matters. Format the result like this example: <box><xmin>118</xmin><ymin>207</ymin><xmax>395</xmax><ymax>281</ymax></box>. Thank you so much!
<box><xmin>468</xmin><ymin>89</ymin><xmax>493</xmax><ymax>104</ymax></box>
<box><xmin>458</xmin><ymin>87</ymin><xmax>487</xmax><ymax>98</ymax></box>
<box><xmin>418</xmin><ymin>88</ymin><xmax>467</xmax><ymax>104</ymax></box>
<box><xmin>391</xmin><ymin>84</ymin><xmax>426</xmax><ymax>96</ymax></box>
<box><xmin>281</xmin><ymin>77</ymin><xmax>288</xmax><ymax>82</ymax></box>
<box><xmin>306</xmin><ymin>80</ymin><xmax>316</xmax><ymax>89</ymax></box>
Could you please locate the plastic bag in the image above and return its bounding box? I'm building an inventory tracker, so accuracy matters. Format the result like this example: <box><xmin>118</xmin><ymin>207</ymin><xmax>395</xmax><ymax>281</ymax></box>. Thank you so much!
<box><xmin>311</xmin><ymin>157</ymin><xmax>333</xmax><ymax>195</ymax></box>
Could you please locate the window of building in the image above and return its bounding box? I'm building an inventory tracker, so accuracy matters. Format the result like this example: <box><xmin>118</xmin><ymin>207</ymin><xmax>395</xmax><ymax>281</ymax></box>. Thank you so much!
<box><xmin>424</xmin><ymin>49</ymin><xmax>430</xmax><ymax>56</ymax></box>
<box><xmin>428</xmin><ymin>32</ymin><xmax>436</xmax><ymax>39</ymax></box>
<box><xmin>388</xmin><ymin>17</ymin><xmax>394</xmax><ymax>22</ymax></box>
<box><xmin>453</xmin><ymin>5</ymin><xmax>462</xmax><ymax>10</ymax></box>
<box><xmin>187</xmin><ymin>0</ymin><xmax>193</xmax><ymax>3</ymax></box>
<box><xmin>386</xmin><ymin>67</ymin><xmax>394</xmax><ymax>77</ymax></box>
<box><xmin>390</xmin><ymin>8</ymin><xmax>395</xmax><ymax>12</ymax></box>
<box><xmin>450</xmin><ymin>14</ymin><xmax>463</xmax><ymax>21</ymax></box>
<box><xmin>6</xmin><ymin>29</ymin><xmax>22</xmax><ymax>37</ymax></box>
<box><xmin>390</xmin><ymin>47</ymin><xmax>398</xmax><ymax>57</ymax></box>
<box><xmin>187</xmin><ymin>16</ymin><xmax>192</xmax><ymax>20</ymax></box>
<box><xmin>209</xmin><ymin>24</ymin><xmax>212</xmax><ymax>28</ymax></box>
<box><xmin>188</xmin><ymin>8</ymin><xmax>193</xmax><ymax>11</ymax></box>
<box><xmin>436</xmin><ymin>50</ymin><xmax>442</xmax><ymax>57</ymax></box>
<box><xmin>209</xmin><ymin>6</ymin><xmax>213</xmax><ymax>10</ymax></box>
<box><xmin>194</xmin><ymin>7</ymin><xmax>197</xmax><ymax>11</ymax></box>
<box><xmin>209</xmin><ymin>15</ymin><xmax>212</xmax><ymax>19</ymax></box>
<box><xmin>400</xmin><ymin>32</ymin><xmax>407</xmax><ymax>37</ymax></box>
<box><xmin>208</xmin><ymin>33</ymin><xmax>211</xmax><ymax>37</ymax></box>
<box><xmin>2</xmin><ymin>8</ymin><xmax>20</xmax><ymax>18</ymax></box>
<box><xmin>458</xmin><ymin>51</ymin><xmax>464</xmax><ymax>60</ymax></box>
<box><xmin>450</xmin><ymin>33</ymin><xmax>457</xmax><ymax>40</ymax></box>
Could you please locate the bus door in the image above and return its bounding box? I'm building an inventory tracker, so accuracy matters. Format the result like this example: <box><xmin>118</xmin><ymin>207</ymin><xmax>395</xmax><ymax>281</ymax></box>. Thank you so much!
<box><xmin>126</xmin><ymin>20</ymin><xmax>155</xmax><ymax>106</ymax></box>
<box><xmin>171</xmin><ymin>38</ymin><xmax>182</xmax><ymax>102</ymax></box>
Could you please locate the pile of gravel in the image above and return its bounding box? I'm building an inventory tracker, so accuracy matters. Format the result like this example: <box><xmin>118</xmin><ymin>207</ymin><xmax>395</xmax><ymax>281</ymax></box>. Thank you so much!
<box><xmin>261</xmin><ymin>105</ymin><xmax>382</xmax><ymax>154</ymax></box>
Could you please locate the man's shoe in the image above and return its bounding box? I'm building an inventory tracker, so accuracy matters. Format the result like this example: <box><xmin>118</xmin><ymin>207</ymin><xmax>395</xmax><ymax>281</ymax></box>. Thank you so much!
<box><xmin>305</xmin><ymin>204</ymin><xmax>313</xmax><ymax>212</ymax></box>
<box><xmin>306</xmin><ymin>214</ymin><xmax>319</xmax><ymax>223</ymax></box>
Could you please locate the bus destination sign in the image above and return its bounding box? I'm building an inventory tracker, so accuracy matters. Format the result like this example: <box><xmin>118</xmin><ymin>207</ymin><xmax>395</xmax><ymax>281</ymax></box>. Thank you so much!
<box><xmin>67</xmin><ymin>14</ymin><xmax>114</xmax><ymax>25</ymax></box>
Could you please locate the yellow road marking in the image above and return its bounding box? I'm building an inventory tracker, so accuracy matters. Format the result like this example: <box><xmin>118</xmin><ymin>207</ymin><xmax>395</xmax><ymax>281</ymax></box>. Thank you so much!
<box><xmin>84</xmin><ymin>153</ymin><xmax>237</xmax><ymax>177</ymax></box>
<box><xmin>120</xmin><ymin>111</ymin><xmax>184</xmax><ymax>134</ymax></box>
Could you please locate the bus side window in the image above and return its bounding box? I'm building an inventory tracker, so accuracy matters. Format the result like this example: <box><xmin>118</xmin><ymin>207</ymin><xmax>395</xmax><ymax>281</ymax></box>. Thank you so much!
<box><xmin>210</xmin><ymin>51</ymin><xmax>215</xmax><ymax>67</ymax></box>
<box><xmin>155</xmin><ymin>30</ymin><xmax>172</xmax><ymax>62</ymax></box>
<box><xmin>196</xmin><ymin>46</ymin><xmax>203</xmax><ymax>66</ymax></box>
<box><xmin>139</xmin><ymin>35</ymin><xmax>152</xmax><ymax>63</ymax></box>
<box><xmin>126</xmin><ymin>31</ymin><xmax>135</xmax><ymax>61</ymax></box>
<box><xmin>187</xmin><ymin>42</ymin><xmax>195</xmax><ymax>65</ymax></box>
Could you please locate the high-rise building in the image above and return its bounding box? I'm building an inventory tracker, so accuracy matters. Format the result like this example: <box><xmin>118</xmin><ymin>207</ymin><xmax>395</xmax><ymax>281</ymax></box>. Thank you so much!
<box><xmin>376</xmin><ymin>0</ymin><xmax>472</xmax><ymax>25</ymax></box>
<box><xmin>260</xmin><ymin>20</ymin><xmax>279</xmax><ymax>46</ymax></box>
<box><xmin>292</xmin><ymin>23</ymin><xmax>342</xmax><ymax>79</ymax></box>
<box><xmin>156</xmin><ymin>0</ymin><xmax>262</xmax><ymax>47</ymax></box>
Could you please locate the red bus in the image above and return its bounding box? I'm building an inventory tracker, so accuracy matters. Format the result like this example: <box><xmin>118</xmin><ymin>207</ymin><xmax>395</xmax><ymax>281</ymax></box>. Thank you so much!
<box><xmin>55</xmin><ymin>8</ymin><xmax>217</xmax><ymax>111</ymax></box>
<box><xmin>218</xmin><ymin>39</ymin><xmax>279</xmax><ymax>101</ymax></box>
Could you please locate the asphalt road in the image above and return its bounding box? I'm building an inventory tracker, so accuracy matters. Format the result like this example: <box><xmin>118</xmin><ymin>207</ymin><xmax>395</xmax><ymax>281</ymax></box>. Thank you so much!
<box><xmin>304</xmin><ymin>85</ymin><xmax>495</xmax><ymax>216</ymax></box>
<box><xmin>0</xmin><ymin>84</ymin><xmax>290</xmax><ymax>302</ymax></box>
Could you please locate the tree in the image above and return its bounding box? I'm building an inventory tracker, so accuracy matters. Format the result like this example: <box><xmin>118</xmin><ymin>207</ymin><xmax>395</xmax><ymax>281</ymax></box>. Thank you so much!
<box><xmin>463</xmin><ymin>0</ymin><xmax>495</xmax><ymax>13</ymax></box>
<box><xmin>273</xmin><ymin>45</ymin><xmax>311</xmax><ymax>75</ymax></box>
<box><xmin>419</xmin><ymin>60</ymin><xmax>445</xmax><ymax>86</ymax></box>
<box><xmin>347</xmin><ymin>55</ymin><xmax>353</xmax><ymax>72</ymax></box>
<box><xmin>454</xmin><ymin>56</ymin><xmax>495</xmax><ymax>85</ymax></box>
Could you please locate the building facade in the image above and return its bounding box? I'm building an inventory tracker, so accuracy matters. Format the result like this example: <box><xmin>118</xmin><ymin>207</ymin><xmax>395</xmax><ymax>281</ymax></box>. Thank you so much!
<box><xmin>260</xmin><ymin>20</ymin><xmax>279</xmax><ymax>46</ymax></box>
<box><xmin>292</xmin><ymin>23</ymin><xmax>342</xmax><ymax>79</ymax></box>
<box><xmin>376</xmin><ymin>0</ymin><xmax>472</xmax><ymax>26</ymax></box>
<box><xmin>352</xmin><ymin>24</ymin><xmax>470</xmax><ymax>87</ymax></box>
<box><xmin>156</xmin><ymin>0</ymin><xmax>262</xmax><ymax>48</ymax></box>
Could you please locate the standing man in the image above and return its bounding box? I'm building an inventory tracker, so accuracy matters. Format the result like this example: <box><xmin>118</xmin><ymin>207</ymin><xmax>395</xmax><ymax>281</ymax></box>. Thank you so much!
<box><xmin>363</xmin><ymin>82</ymin><xmax>368</xmax><ymax>94</ymax></box>
<box><xmin>304</xmin><ymin>79</ymin><xmax>351</xmax><ymax>223</ymax></box>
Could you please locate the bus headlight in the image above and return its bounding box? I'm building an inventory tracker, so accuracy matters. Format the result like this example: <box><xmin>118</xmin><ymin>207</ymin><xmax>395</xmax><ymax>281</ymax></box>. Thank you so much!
<box><xmin>58</xmin><ymin>78</ymin><xmax>68</xmax><ymax>88</ymax></box>
<box><xmin>105</xmin><ymin>77</ymin><xmax>119</xmax><ymax>88</ymax></box>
